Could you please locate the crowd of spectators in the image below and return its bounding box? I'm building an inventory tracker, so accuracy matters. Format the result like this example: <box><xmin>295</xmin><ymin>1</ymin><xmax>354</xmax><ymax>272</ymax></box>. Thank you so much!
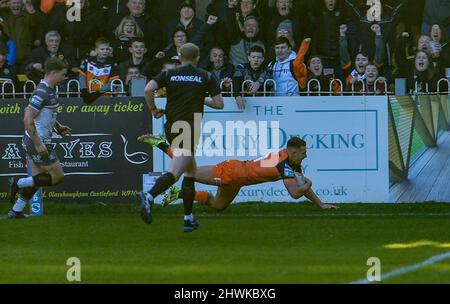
<box><xmin>0</xmin><ymin>0</ymin><xmax>449</xmax><ymax>100</ymax></box>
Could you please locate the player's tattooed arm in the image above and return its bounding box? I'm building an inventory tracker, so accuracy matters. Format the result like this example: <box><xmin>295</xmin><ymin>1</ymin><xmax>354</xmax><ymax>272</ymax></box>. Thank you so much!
<box><xmin>283</xmin><ymin>177</ymin><xmax>312</xmax><ymax>199</ymax></box>
<box><xmin>24</xmin><ymin>107</ymin><xmax>48</xmax><ymax>157</ymax></box>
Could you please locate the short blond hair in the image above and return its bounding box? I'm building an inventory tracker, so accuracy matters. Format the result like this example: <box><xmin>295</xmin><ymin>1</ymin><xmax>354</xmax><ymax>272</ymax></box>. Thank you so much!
<box><xmin>180</xmin><ymin>43</ymin><xmax>200</xmax><ymax>62</ymax></box>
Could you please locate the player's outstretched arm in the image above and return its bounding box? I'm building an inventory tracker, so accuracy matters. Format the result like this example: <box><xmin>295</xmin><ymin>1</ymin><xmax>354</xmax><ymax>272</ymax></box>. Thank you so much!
<box><xmin>302</xmin><ymin>177</ymin><xmax>339</xmax><ymax>210</ymax></box>
<box><xmin>283</xmin><ymin>177</ymin><xmax>312</xmax><ymax>199</ymax></box>
<box><xmin>283</xmin><ymin>177</ymin><xmax>339</xmax><ymax>210</ymax></box>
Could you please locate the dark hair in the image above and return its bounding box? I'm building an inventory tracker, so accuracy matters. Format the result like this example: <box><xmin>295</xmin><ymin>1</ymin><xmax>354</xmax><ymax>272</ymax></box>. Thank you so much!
<box><xmin>249</xmin><ymin>45</ymin><xmax>265</xmax><ymax>56</ymax></box>
<box><xmin>287</xmin><ymin>136</ymin><xmax>306</xmax><ymax>149</ymax></box>
<box><xmin>44</xmin><ymin>57</ymin><xmax>68</xmax><ymax>74</ymax></box>
<box><xmin>172</xmin><ymin>27</ymin><xmax>189</xmax><ymax>40</ymax></box>
<box><xmin>130</xmin><ymin>37</ymin><xmax>146</xmax><ymax>46</ymax></box>
<box><xmin>274</xmin><ymin>36</ymin><xmax>292</xmax><ymax>48</ymax></box>
<box><xmin>210</xmin><ymin>45</ymin><xmax>224</xmax><ymax>53</ymax></box>
<box><xmin>355</xmin><ymin>51</ymin><xmax>370</xmax><ymax>60</ymax></box>
<box><xmin>307</xmin><ymin>54</ymin><xmax>322</xmax><ymax>65</ymax></box>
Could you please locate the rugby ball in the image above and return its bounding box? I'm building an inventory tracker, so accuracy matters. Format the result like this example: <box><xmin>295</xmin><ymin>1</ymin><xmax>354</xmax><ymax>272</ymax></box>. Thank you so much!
<box><xmin>295</xmin><ymin>173</ymin><xmax>306</xmax><ymax>186</ymax></box>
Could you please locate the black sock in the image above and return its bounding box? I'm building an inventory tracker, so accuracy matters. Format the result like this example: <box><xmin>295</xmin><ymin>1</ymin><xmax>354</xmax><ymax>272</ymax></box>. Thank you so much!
<box><xmin>33</xmin><ymin>174</ymin><xmax>52</xmax><ymax>187</ymax></box>
<box><xmin>21</xmin><ymin>186</ymin><xmax>39</xmax><ymax>200</ymax></box>
<box><xmin>181</xmin><ymin>177</ymin><xmax>195</xmax><ymax>216</ymax></box>
<box><xmin>157</xmin><ymin>142</ymin><xmax>170</xmax><ymax>154</ymax></box>
<box><xmin>149</xmin><ymin>172</ymin><xmax>176</xmax><ymax>198</ymax></box>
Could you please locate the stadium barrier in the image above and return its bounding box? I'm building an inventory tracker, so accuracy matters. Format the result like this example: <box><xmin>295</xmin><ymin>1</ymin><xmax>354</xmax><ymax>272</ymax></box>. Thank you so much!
<box><xmin>3</xmin><ymin>78</ymin><xmax>450</xmax><ymax>99</ymax></box>
<box><xmin>152</xmin><ymin>95</ymin><xmax>390</xmax><ymax>203</ymax></box>
<box><xmin>0</xmin><ymin>79</ymin><xmax>448</xmax><ymax>205</ymax></box>
<box><xmin>388</xmin><ymin>83</ymin><xmax>450</xmax><ymax>182</ymax></box>
<box><xmin>0</xmin><ymin>97</ymin><xmax>151</xmax><ymax>207</ymax></box>
<box><xmin>0</xmin><ymin>79</ymin><xmax>126</xmax><ymax>99</ymax></box>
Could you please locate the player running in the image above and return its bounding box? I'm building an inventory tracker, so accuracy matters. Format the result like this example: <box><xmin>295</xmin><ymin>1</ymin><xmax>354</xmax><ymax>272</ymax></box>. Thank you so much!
<box><xmin>139</xmin><ymin>134</ymin><xmax>338</xmax><ymax>211</ymax></box>
<box><xmin>138</xmin><ymin>43</ymin><xmax>224</xmax><ymax>232</ymax></box>
<box><xmin>7</xmin><ymin>58</ymin><xmax>72</xmax><ymax>219</ymax></box>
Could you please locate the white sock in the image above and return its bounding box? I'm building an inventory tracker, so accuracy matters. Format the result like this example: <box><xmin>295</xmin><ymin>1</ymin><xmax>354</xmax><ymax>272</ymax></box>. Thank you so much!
<box><xmin>12</xmin><ymin>197</ymin><xmax>27</xmax><ymax>213</ymax></box>
<box><xmin>18</xmin><ymin>177</ymin><xmax>34</xmax><ymax>189</ymax></box>
<box><xmin>184</xmin><ymin>214</ymin><xmax>194</xmax><ymax>221</ymax></box>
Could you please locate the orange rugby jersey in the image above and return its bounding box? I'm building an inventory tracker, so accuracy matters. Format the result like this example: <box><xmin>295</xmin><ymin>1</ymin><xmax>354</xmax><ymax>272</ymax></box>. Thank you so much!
<box><xmin>79</xmin><ymin>58</ymin><xmax>119</xmax><ymax>93</ymax></box>
<box><xmin>214</xmin><ymin>149</ymin><xmax>302</xmax><ymax>186</ymax></box>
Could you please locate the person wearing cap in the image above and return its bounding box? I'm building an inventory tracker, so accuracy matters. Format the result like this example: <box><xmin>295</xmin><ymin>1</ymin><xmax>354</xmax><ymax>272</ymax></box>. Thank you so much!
<box><xmin>263</xmin><ymin>0</ymin><xmax>305</xmax><ymax>51</ymax></box>
<box><xmin>165</xmin><ymin>2</ymin><xmax>205</xmax><ymax>47</ymax></box>
<box><xmin>166</xmin><ymin>2</ymin><xmax>218</xmax><ymax>60</ymax></box>
<box><xmin>0</xmin><ymin>17</ymin><xmax>16</xmax><ymax>67</ymax></box>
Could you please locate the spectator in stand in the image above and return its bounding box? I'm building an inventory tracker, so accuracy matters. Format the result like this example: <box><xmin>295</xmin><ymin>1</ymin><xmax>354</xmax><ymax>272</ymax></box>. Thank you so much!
<box><xmin>0</xmin><ymin>0</ymin><xmax>40</xmax><ymax>68</ymax></box>
<box><xmin>226</xmin><ymin>0</ymin><xmax>261</xmax><ymax>34</ymax></box>
<box><xmin>343</xmin><ymin>0</ymin><xmax>408</xmax><ymax>63</ymax></box>
<box><xmin>23</xmin><ymin>31</ymin><xmax>78</xmax><ymax>83</ymax></box>
<box><xmin>429</xmin><ymin>24</ymin><xmax>450</xmax><ymax>75</ymax></box>
<box><xmin>421</xmin><ymin>0</ymin><xmax>450</xmax><ymax>38</ymax></box>
<box><xmin>155</xmin><ymin>15</ymin><xmax>219</xmax><ymax>69</ymax></box>
<box><xmin>403</xmin><ymin>50</ymin><xmax>440</xmax><ymax>94</ymax></box>
<box><xmin>0</xmin><ymin>17</ymin><xmax>16</xmax><ymax>67</ymax></box>
<box><xmin>264</xmin><ymin>19</ymin><xmax>296</xmax><ymax>61</ymax></box>
<box><xmin>0</xmin><ymin>43</ymin><xmax>16</xmax><ymax>92</ymax></box>
<box><xmin>232</xmin><ymin>45</ymin><xmax>270</xmax><ymax>109</ymax></box>
<box><xmin>284</xmin><ymin>38</ymin><xmax>341</xmax><ymax>94</ymax></box>
<box><xmin>205</xmin><ymin>46</ymin><xmax>234</xmax><ymax>93</ymax></box>
<box><xmin>267</xmin><ymin>36</ymin><xmax>309</xmax><ymax>96</ymax></box>
<box><xmin>166</xmin><ymin>4</ymin><xmax>217</xmax><ymax>60</ymax></box>
<box><xmin>263</xmin><ymin>0</ymin><xmax>305</xmax><ymax>50</ymax></box>
<box><xmin>309</xmin><ymin>0</ymin><xmax>349</xmax><ymax>81</ymax></box>
<box><xmin>165</xmin><ymin>2</ymin><xmax>205</xmax><ymax>47</ymax></box>
<box><xmin>340</xmin><ymin>24</ymin><xmax>385</xmax><ymax>90</ymax></box>
<box><xmin>112</xmin><ymin>16</ymin><xmax>145</xmax><ymax>63</ymax></box>
<box><xmin>152</xmin><ymin>0</ymin><xmax>193</xmax><ymax>24</ymax></box>
<box><xmin>394</xmin><ymin>31</ymin><xmax>448</xmax><ymax>78</ymax></box>
<box><xmin>40</xmin><ymin>0</ymin><xmax>106</xmax><ymax>60</ymax></box>
<box><xmin>124</xmin><ymin>64</ymin><xmax>147</xmax><ymax>95</ymax></box>
<box><xmin>351</xmin><ymin>63</ymin><xmax>387</xmax><ymax>95</ymax></box>
<box><xmin>79</xmin><ymin>38</ymin><xmax>120</xmax><ymax>94</ymax></box>
<box><xmin>229</xmin><ymin>16</ymin><xmax>266</xmax><ymax>67</ymax></box>
<box><xmin>154</xmin><ymin>28</ymin><xmax>189</xmax><ymax>65</ymax></box>
<box><xmin>109</xmin><ymin>0</ymin><xmax>163</xmax><ymax>58</ymax></box>
<box><xmin>118</xmin><ymin>38</ymin><xmax>152</xmax><ymax>81</ymax></box>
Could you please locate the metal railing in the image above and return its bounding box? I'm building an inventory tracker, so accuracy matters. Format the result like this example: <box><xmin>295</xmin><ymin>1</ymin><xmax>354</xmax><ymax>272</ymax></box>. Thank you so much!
<box><xmin>1</xmin><ymin>78</ymin><xmax>449</xmax><ymax>99</ymax></box>
<box><xmin>0</xmin><ymin>79</ymin><xmax>126</xmax><ymax>99</ymax></box>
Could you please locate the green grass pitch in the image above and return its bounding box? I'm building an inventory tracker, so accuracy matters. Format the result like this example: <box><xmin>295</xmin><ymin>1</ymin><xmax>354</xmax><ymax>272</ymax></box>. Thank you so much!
<box><xmin>1</xmin><ymin>202</ymin><xmax>450</xmax><ymax>284</ymax></box>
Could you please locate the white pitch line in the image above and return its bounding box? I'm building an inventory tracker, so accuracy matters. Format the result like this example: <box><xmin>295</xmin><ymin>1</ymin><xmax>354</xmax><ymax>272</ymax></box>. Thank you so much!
<box><xmin>349</xmin><ymin>251</ymin><xmax>450</xmax><ymax>284</ymax></box>
<box><xmin>155</xmin><ymin>213</ymin><xmax>450</xmax><ymax>218</ymax></box>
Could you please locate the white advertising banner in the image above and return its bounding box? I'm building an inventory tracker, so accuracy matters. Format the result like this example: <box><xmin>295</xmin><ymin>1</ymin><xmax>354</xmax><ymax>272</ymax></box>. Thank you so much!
<box><xmin>152</xmin><ymin>96</ymin><xmax>389</xmax><ymax>203</ymax></box>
